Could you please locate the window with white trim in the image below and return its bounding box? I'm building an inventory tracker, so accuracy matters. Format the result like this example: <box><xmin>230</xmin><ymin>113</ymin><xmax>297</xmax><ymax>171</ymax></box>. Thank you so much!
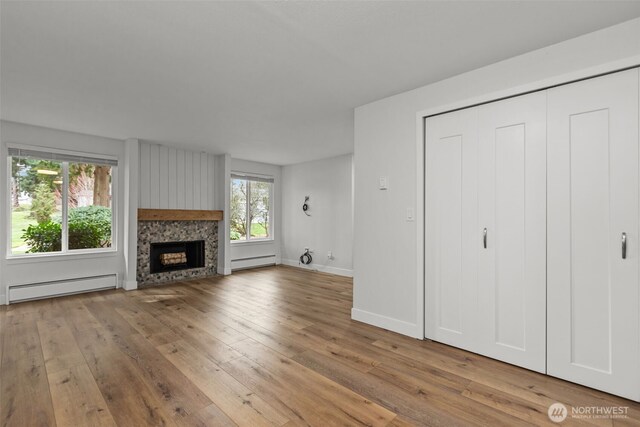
<box><xmin>8</xmin><ymin>148</ymin><xmax>117</xmax><ymax>255</ymax></box>
<box><xmin>230</xmin><ymin>173</ymin><xmax>273</xmax><ymax>242</ymax></box>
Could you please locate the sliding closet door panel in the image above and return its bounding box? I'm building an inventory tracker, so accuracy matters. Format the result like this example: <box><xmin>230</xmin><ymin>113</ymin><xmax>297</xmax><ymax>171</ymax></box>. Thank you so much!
<box><xmin>434</xmin><ymin>137</ymin><xmax>463</xmax><ymax>332</ymax></box>
<box><xmin>425</xmin><ymin>108</ymin><xmax>479</xmax><ymax>351</ymax></box>
<box><xmin>570</xmin><ymin>110</ymin><xmax>611</xmax><ymax>371</ymax></box>
<box><xmin>547</xmin><ymin>69</ymin><xmax>639</xmax><ymax>401</ymax></box>
<box><xmin>494</xmin><ymin>125</ymin><xmax>526</xmax><ymax>349</ymax></box>
<box><xmin>477</xmin><ymin>91</ymin><xmax>546</xmax><ymax>372</ymax></box>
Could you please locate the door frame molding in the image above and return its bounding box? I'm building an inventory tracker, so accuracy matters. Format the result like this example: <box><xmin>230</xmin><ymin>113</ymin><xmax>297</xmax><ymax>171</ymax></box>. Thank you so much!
<box><xmin>416</xmin><ymin>55</ymin><xmax>640</xmax><ymax>339</ymax></box>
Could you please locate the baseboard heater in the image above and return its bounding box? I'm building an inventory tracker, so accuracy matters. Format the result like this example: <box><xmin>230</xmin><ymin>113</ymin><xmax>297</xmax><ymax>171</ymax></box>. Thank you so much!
<box><xmin>231</xmin><ymin>255</ymin><xmax>276</xmax><ymax>271</ymax></box>
<box><xmin>7</xmin><ymin>274</ymin><xmax>118</xmax><ymax>304</ymax></box>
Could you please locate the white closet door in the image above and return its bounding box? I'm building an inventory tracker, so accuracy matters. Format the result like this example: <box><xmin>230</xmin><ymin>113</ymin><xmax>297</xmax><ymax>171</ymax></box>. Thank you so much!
<box><xmin>547</xmin><ymin>69</ymin><xmax>640</xmax><ymax>401</ymax></box>
<box><xmin>477</xmin><ymin>92</ymin><xmax>547</xmax><ymax>373</ymax></box>
<box><xmin>425</xmin><ymin>108</ymin><xmax>479</xmax><ymax>352</ymax></box>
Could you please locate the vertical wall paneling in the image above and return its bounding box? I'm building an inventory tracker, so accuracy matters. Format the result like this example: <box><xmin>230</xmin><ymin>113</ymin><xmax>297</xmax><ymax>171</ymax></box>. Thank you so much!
<box><xmin>208</xmin><ymin>154</ymin><xmax>216</xmax><ymax>210</ymax></box>
<box><xmin>192</xmin><ymin>153</ymin><xmax>201</xmax><ymax>209</ymax></box>
<box><xmin>139</xmin><ymin>143</ymin><xmax>151</xmax><ymax>208</ymax></box>
<box><xmin>139</xmin><ymin>142</ymin><xmax>217</xmax><ymax>210</ymax></box>
<box><xmin>168</xmin><ymin>147</ymin><xmax>177</xmax><ymax>208</ymax></box>
<box><xmin>185</xmin><ymin>151</ymin><xmax>194</xmax><ymax>208</ymax></box>
<box><xmin>201</xmin><ymin>155</ymin><xmax>210</xmax><ymax>209</ymax></box>
<box><xmin>148</xmin><ymin>144</ymin><xmax>160</xmax><ymax>208</ymax></box>
<box><xmin>158</xmin><ymin>145</ymin><xmax>169</xmax><ymax>208</ymax></box>
<box><xmin>176</xmin><ymin>149</ymin><xmax>186</xmax><ymax>209</ymax></box>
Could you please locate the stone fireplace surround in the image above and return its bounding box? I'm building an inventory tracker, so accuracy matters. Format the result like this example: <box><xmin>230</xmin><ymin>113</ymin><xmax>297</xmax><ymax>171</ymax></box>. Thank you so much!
<box><xmin>136</xmin><ymin>209</ymin><xmax>222</xmax><ymax>287</ymax></box>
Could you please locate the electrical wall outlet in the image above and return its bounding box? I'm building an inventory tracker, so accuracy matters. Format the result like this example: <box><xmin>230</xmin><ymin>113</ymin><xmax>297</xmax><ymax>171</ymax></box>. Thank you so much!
<box><xmin>327</xmin><ymin>251</ymin><xmax>333</xmax><ymax>259</ymax></box>
<box><xmin>379</xmin><ymin>176</ymin><xmax>389</xmax><ymax>190</ymax></box>
<box><xmin>406</xmin><ymin>207</ymin><xmax>415</xmax><ymax>222</ymax></box>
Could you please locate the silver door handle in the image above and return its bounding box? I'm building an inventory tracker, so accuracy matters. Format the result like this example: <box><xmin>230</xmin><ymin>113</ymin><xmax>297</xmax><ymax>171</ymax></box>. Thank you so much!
<box><xmin>483</xmin><ymin>228</ymin><xmax>487</xmax><ymax>249</ymax></box>
<box><xmin>622</xmin><ymin>232</ymin><xmax>627</xmax><ymax>259</ymax></box>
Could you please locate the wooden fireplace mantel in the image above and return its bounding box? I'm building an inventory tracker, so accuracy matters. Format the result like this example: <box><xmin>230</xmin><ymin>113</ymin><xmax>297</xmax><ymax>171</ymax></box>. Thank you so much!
<box><xmin>138</xmin><ymin>208</ymin><xmax>223</xmax><ymax>222</ymax></box>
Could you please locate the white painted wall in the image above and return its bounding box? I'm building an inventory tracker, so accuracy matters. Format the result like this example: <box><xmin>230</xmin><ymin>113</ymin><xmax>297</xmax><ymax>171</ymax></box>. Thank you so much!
<box><xmin>0</xmin><ymin>120</ymin><xmax>127</xmax><ymax>303</ymax></box>
<box><xmin>138</xmin><ymin>142</ymin><xmax>216</xmax><ymax>210</ymax></box>
<box><xmin>281</xmin><ymin>154</ymin><xmax>353</xmax><ymax>276</ymax></box>
<box><xmin>353</xmin><ymin>18</ymin><xmax>640</xmax><ymax>338</ymax></box>
<box><xmin>229</xmin><ymin>158</ymin><xmax>282</xmax><ymax>269</ymax></box>
<box><xmin>123</xmin><ymin>138</ymin><xmax>139</xmax><ymax>290</ymax></box>
<box><xmin>215</xmin><ymin>154</ymin><xmax>231</xmax><ymax>275</ymax></box>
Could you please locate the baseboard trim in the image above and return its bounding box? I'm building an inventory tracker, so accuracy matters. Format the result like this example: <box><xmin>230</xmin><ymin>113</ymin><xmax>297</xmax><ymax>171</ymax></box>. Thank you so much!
<box><xmin>281</xmin><ymin>259</ymin><xmax>353</xmax><ymax>277</ymax></box>
<box><xmin>351</xmin><ymin>308</ymin><xmax>422</xmax><ymax>339</ymax></box>
<box><xmin>7</xmin><ymin>275</ymin><xmax>117</xmax><ymax>304</ymax></box>
<box><xmin>231</xmin><ymin>256</ymin><xmax>276</xmax><ymax>271</ymax></box>
<box><xmin>0</xmin><ymin>294</ymin><xmax>5</xmax><ymax>305</ymax></box>
<box><xmin>123</xmin><ymin>280</ymin><xmax>138</xmax><ymax>291</ymax></box>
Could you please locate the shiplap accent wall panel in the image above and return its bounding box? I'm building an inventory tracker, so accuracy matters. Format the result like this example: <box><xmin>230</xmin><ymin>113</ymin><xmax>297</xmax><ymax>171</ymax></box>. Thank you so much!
<box><xmin>139</xmin><ymin>142</ymin><xmax>216</xmax><ymax>209</ymax></box>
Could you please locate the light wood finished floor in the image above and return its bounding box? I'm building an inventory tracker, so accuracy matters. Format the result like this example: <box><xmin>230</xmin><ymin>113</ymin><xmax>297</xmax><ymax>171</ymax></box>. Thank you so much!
<box><xmin>1</xmin><ymin>266</ymin><xmax>639</xmax><ymax>426</ymax></box>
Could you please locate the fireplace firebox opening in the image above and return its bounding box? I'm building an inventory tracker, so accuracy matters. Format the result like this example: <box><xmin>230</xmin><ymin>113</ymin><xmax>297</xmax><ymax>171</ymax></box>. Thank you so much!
<box><xmin>149</xmin><ymin>240</ymin><xmax>205</xmax><ymax>274</ymax></box>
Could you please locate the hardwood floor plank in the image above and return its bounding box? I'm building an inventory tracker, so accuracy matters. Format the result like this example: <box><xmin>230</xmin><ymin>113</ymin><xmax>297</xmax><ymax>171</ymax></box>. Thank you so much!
<box><xmin>48</xmin><ymin>364</ymin><xmax>116</xmax><ymax>427</ymax></box>
<box><xmin>5</xmin><ymin>297</ymin><xmax>66</xmax><ymax>322</ymax></box>
<box><xmin>372</xmin><ymin>338</ymin><xmax>640</xmax><ymax>421</ymax></box>
<box><xmin>73</xmin><ymin>327</ymin><xmax>178</xmax><ymax>426</ymax></box>
<box><xmin>0</xmin><ymin>305</ymin><xmax>6</xmax><ymax>411</ymax></box>
<box><xmin>157</xmin><ymin>340</ymin><xmax>290</xmax><ymax>426</ymax></box>
<box><xmin>1</xmin><ymin>313</ymin><xmax>57</xmax><ymax>427</ymax></box>
<box><xmin>55</xmin><ymin>297</ymin><xmax>104</xmax><ymax>336</ymax></box>
<box><xmin>221</xmin><ymin>355</ymin><xmax>363</xmax><ymax>426</ymax></box>
<box><xmin>37</xmin><ymin>317</ymin><xmax>87</xmax><ymax>374</ymax></box>
<box><xmin>231</xmin><ymin>338</ymin><xmax>396</xmax><ymax>427</ymax></box>
<box><xmin>83</xmin><ymin>300</ymin><xmax>140</xmax><ymax>337</ymax></box>
<box><xmin>386</xmin><ymin>415</ymin><xmax>419</xmax><ymax>427</ymax></box>
<box><xmin>191</xmin><ymin>305</ymin><xmax>307</xmax><ymax>358</ymax></box>
<box><xmin>461</xmin><ymin>381</ymin><xmax>592</xmax><ymax>427</ymax></box>
<box><xmin>184</xmin><ymin>403</ymin><xmax>239</xmax><ymax>427</ymax></box>
<box><xmin>37</xmin><ymin>316</ymin><xmax>117</xmax><ymax>426</ymax></box>
<box><xmin>112</xmin><ymin>333</ymin><xmax>214</xmax><ymax>420</ymax></box>
<box><xmin>186</xmin><ymin>285</ymin><xmax>316</xmax><ymax>330</ymax></box>
<box><xmin>86</xmin><ymin>299</ymin><xmax>215</xmax><ymax>423</ymax></box>
<box><xmin>115</xmin><ymin>306</ymin><xmax>182</xmax><ymax>346</ymax></box>
<box><xmin>3</xmin><ymin>266</ymin><xmax>640</xmax><ymax>426</ymax></box>
<box><xmin>293</xmin><ymin>348</ymin><xmax>528</xmax><ymax>427</ymax></box>
<box><xmin>148</xmin><ymin>307</ymin><xmax>245</xmax><ymax>365</ymax></box>
<box><xmin>129</xmin><ymin>296</ymin><xmax>247</xmax><ymax>364</ymax></box>
<box><xmin>161</xmin><ymin>302</ymin><xmax>248</xmax><ymax>345</ymax></box>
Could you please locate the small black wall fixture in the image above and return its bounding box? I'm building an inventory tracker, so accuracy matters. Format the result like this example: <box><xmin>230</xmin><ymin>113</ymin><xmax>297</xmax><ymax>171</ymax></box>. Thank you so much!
<box><xmin>303</xmin><ymin>196</ymin><xmax>311</xmax><ymax>216</ymax></box>
<box><xmin>300</xmin><ymin>248</ymin><xmax>312</xmax><ymax>265</ymax></box>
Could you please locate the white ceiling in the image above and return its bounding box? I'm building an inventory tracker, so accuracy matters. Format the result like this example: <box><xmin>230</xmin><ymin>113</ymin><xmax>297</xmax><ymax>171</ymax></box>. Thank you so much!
<box><xmin>2</xmin><ymin>1</ymin><xmax>640</xmax><ymax>165</ymax></box>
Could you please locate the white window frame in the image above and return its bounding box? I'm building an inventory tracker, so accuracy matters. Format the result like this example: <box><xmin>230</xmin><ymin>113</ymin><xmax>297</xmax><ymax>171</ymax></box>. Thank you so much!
<box><xmin>6</xmin><ymin>144</ymin><xmax>118</xmax><ymax>258</ymax></box>
<box><xmin>230</xmin><ymin>173</ymin><xmax>274</xmax><ymax>244</ymax></box>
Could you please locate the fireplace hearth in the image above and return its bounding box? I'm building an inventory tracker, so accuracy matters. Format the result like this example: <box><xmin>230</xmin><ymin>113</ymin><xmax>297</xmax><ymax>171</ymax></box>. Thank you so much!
<box><xmin>137</xmin><ymin>214</ymin><xmax>219</xmax><ymax>287</ymax></box>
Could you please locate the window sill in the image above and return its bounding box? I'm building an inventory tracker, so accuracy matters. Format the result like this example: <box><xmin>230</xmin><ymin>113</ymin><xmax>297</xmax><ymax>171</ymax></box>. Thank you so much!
<box><xmin>6</xmin><ymin>249</ymin><xmax>118</xmax><ymax>264</ymax></box>
<box><xmin>230</xmin><ymin>239</ymin><xmax>275</xmax><ymax>246</ymax></box>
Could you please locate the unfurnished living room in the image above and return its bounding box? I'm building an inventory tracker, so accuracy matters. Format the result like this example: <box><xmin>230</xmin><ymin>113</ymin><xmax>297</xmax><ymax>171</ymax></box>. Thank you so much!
<box><xmin>3</xmin><ymin>1</ymin><xmax>640</xmax><ymax>426</ymax></box>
